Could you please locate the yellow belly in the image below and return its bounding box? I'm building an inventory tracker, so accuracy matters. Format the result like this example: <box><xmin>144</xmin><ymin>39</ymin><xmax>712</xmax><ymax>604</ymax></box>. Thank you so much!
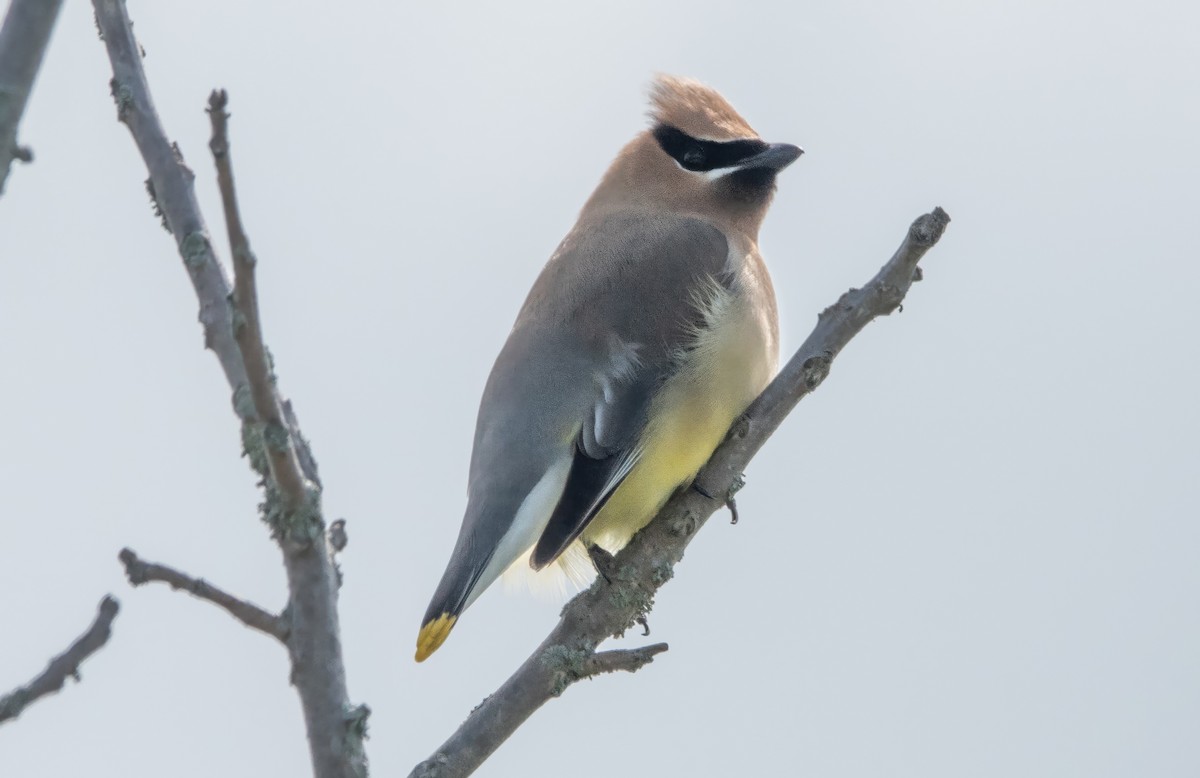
<box><xmin>582</xmin><ymin>290</ymin><xmax>776</xmax><ymax>551</ymax></box>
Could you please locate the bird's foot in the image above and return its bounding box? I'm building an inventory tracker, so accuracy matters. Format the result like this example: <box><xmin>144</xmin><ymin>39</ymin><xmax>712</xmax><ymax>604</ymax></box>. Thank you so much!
<box><xmin>693</xmin><ymin>474</ymin><xmax>746</xmax><ymax>524</ymax></box>
<box><xmin>587</xmin><ymin>543</ymin><xmax>617</xmax><ymax>585</ymax></box>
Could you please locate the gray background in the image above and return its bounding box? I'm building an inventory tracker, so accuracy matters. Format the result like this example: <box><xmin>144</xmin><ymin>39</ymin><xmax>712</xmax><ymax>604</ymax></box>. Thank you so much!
<box><xmin>2</xmin><ymin>0</ymin><xmax>1196</xmax><ymax>775</ymax></box>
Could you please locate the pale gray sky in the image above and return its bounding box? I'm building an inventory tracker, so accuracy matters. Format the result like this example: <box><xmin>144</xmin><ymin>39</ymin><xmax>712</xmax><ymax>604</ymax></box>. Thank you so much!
<box><xmin>2</xmin><ymin>0</ymin><xmax>1197</xmax><ymax>776</ymax></box>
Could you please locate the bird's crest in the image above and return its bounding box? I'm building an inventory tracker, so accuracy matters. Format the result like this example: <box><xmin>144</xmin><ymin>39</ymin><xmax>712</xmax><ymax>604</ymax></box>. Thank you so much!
<box><xmin>648</xmin><ymin>75</ymin><xmax>758</xmax><ymax>142</ymax></box>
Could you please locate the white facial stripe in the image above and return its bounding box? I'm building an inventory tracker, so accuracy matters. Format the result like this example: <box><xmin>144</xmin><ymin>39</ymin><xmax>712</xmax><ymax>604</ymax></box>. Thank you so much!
<box><xmin>671</xmin><ymin>159</ymin><xmax>748</xmax><ymax>180</ymax></box>
<box><xmin>701</xmin><ymin>165</ymin><xmax>743</xmax><ymax>181</ymax></box>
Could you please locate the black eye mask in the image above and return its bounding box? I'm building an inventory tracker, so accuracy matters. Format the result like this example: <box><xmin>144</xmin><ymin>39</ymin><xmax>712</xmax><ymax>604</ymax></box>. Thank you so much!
<box><xmin>652</xmin><ymin>125</ymin><xmax>768</xmax><ymax>173</ymax></box>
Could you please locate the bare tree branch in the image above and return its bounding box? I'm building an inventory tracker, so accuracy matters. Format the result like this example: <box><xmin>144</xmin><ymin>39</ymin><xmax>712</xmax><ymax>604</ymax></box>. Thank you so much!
<box><xmin>0</xmin><ymin>0</ymin><xmax>64</xmax><ymax>195</ymax></box>
<box><xmin>207</xmin><ymin>89</ymin><xmax>309</xmax><ymax>510</ymax></box>
<box><xmin>583</xmin><ymin>643</ymin><xmax>669</xmax><ymax>678</ymax></box>
<box><xmin>92</xmin><ymin>0</ymin><xmax>249</xmax><ymax>410</ymax></box>
<box><xmin>93</xmin><ymin>2</ymin><xmax>367</xmax><ymax>776</ymax></box>
<box><xmin>118</xmin><ymin>548</ymin><xmax>288</xmax><ymax>642</ymax></box>
<box><xmin>410</xmin><ymin>207</ymin><xmax>952</xmax><ymax>778</ymax></box>
<box><xmin>88</xmin><ymin>1</ymin><xmax>946</xmax><ymax>774</ymax></box>
<box><xmin>0</xmin><ymin>596</ymin><xmax>119</xmax><ymax>725</ymax></box>
<box><xmin>201</xmin><ymin>87</ymin><xmax>366</xmax><ymax>776</ymax></box>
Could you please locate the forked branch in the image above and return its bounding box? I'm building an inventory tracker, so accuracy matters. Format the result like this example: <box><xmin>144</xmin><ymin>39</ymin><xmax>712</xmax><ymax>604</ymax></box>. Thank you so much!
<box><xmin>208</xmin><ymin>89</ymin><xmax>309</xmax><ymax>512</ymax></box>
<box><xmin>93</xmin><ymin>2</ymin><xmax>366</xmax><ymax>776</ymax></box>
<box><xmin>90</xmin><ymin>2</ymin><xmax>949</xmax><ymax>775</ymax></box>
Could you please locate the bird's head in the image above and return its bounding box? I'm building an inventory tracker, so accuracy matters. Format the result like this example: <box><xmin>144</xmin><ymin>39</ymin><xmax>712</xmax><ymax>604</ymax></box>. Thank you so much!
<box><xmin>586</xmin><ymin>75</ymin><xmax>803</xmax><ymax>234</ymax></box>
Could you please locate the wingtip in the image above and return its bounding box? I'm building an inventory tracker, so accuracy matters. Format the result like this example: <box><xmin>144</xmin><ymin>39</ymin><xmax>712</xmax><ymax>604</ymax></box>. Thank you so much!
<box><xmin>415</xmin><ymin>613</ymin><xmax>458</xmax><ymax>662</ymax></box>
<box><xmin>528</xmin><ymin>548</ymin><xmax>552</xmax><ymax>571</ymax></box>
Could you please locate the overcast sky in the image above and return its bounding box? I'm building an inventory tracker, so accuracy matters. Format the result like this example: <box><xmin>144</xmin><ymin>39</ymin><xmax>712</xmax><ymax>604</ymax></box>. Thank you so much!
<box><xmin>2</xmin><ymin>0</ymin><xmax>1197</xmax><ymax>776</ymax></box>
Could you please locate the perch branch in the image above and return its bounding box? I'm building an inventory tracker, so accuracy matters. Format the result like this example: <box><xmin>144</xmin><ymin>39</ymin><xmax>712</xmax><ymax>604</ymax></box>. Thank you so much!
<box><xmin>0</xmin><ymin>0</ymin><xmax>64</xmax><ymax>195</ymax></box>
<box><xmin>118</xmin><ymin>548</ymin><xmax>287</xmax><ymax>642</ymax></box>
<box><xmin>0</xmin><ymin>596</ymin><xmax>119</xmax><ymax>725</ymax></box>
<box><xmin>93</xmin><ymin>3</ymin><xmax>366</xmax><ymax>776</ymax></box>
<box><xmin>410</xmin><ymin>207</ymin><xmax>951</xmax><ymax>778</ymax></box>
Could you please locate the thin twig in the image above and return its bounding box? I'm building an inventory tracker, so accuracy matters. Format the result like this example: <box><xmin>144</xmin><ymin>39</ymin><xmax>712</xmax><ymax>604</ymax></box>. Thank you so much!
<box><xmin>0</xmin><ymin>0</ymin><xmax>65</xmax><ymax>195</ymax></box>
<box><xmin>410</xmin><ymin>207</ymin><xmax>951</xmax><ymax>778</ymax></box>
<box><xmin>207</xmin><ymin>89</ymin><xmax>309</xmax><ymax>513</ymax></box>
<box><xmin>536</xmin><ymin>643</ymin><xmax>669</xmax><ymax>701</ymax></box>
<box><xmin>198</xmin><ymin>90</ymin><xmax>365</xmax><ymax>776</ymax></box>
<box><xmin>583</xmin><ymin>644</ymin><xmax>669</xmax><ymax>678</ymax></box>
<box><xmin>93</xmin><ymin>3</ymin><xmax>367</xmax><ymax>777</ymax></box>
<box><xmin>118</xmin><ymin>548</ymin><xmax>288</xmax><ymax>642</ymax></box>
<box><xmin>0</xmin><ymin>596</ymin><xmax>119</xmax><ymax>725</ymax></box>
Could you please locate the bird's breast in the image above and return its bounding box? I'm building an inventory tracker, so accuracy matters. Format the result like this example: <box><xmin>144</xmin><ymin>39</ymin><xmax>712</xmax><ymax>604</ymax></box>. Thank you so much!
<box><xmin>583</xmin><ymin>257</ymin><xmax>779</xmax><ymax>551</ymax></box>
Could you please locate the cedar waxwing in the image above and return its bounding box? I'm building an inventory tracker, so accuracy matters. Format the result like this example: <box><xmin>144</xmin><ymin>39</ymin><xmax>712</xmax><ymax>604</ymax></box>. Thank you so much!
<box><xmin>417</xmin><ymin>75</ymin><xmax>802</xmax><ymax>662</ymax></box>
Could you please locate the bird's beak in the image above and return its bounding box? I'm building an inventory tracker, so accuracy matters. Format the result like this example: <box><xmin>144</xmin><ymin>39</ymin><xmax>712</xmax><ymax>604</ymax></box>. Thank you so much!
<box><xmin>742</xmin><ymin>142</ymin><xmax>804</xmax><ymax>172</ymax></box>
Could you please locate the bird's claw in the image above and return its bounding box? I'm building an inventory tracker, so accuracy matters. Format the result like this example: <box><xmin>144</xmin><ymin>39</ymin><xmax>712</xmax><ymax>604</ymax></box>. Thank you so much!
<box><xmin>694</xmin><ymin>475</ymin><xmax>745</xmax><ymax>524</ymax></box>
<box><xmin>587</xmin><ymin>543</ymin><xmax>617</xmax><ymax>585</ymax></box>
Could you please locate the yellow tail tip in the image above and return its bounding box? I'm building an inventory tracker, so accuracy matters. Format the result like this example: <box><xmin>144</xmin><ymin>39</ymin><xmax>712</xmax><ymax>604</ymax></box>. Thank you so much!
<box><xmin>415</xmin><ymin>613</ymin><xmax>457</xmax><ymax>662</ymax></box>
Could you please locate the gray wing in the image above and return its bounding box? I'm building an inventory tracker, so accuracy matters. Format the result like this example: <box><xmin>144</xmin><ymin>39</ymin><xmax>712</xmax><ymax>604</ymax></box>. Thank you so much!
<box><xmin>424</xmin><ymin>211</ymin><xmax>731</xmax><ymax>623</ymax></box>
<box><xmin>522</xmin><ymin>212</ymin><xmax>733</xmax><ymax>567</ymax></box>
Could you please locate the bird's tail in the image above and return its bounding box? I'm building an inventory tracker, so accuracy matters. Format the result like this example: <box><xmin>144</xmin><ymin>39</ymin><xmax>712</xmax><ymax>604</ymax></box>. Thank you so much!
<box><xmin>416</xmin><ymin>549</ymin><xmax>483</xmax><ymax>662</ymax></box>
<box><xmin>416</xmin><ymin>540</ymin><xmax>595</xmax><ymax>662</ymax></box>
<box><xmin>416</xmin><ymin>613</ymin><xmax>459</xmax><ymax>662</ymax></box>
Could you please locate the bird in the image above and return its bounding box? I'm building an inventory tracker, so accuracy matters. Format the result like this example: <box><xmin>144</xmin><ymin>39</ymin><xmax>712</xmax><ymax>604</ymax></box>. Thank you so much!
<box><xmin>416</xmin><ymin>75</ymin><xmax>802</xmax><ymax>662</ymax></box>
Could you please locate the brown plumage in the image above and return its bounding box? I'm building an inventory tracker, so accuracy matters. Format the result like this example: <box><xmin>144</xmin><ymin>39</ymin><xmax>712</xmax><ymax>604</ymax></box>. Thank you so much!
<box><xmin>416</xmin><ymin>75</ymin><xmax>802</xmax><ymax>662</ymax></box>
<box><xmin>649</xmin><ymin>75</ymin><xmax>759</xmax><ymax>141</ymax></box>
<box><xmin>583</xmin><ymin>76</ymin><xmax>786</xmax><ymax>238</ymax></box>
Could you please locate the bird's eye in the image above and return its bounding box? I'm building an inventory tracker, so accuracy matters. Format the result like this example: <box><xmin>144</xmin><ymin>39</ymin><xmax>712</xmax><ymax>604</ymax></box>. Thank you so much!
<box><xmin>682</xmin><ymin>145</ymin><xmax>706</xmax><ymax>167</ymax></box>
